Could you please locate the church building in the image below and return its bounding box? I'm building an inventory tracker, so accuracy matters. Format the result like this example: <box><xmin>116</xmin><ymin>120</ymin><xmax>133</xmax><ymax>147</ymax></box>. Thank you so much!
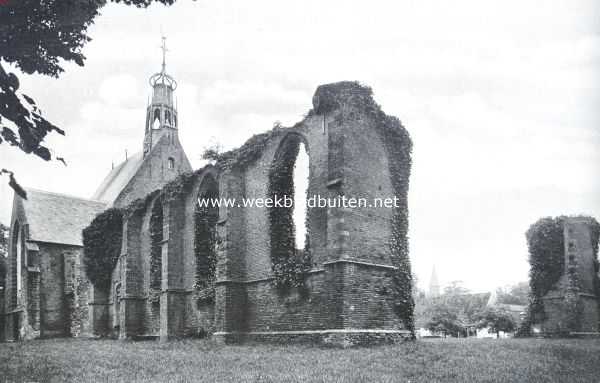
<box><xmin>2</xmin><ymin>40</ymin><xmax>191</xmax><ymax>340</ymax></box>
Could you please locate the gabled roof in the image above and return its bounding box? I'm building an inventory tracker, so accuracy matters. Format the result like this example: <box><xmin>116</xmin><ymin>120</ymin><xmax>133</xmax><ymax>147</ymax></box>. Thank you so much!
<box><xmin>92</xmin><ymin>152</ymin><xmax>143</xmax><ymax>203</ymax></box>
<box><xmin>20</xmin><ymin>189</ymin><xmax>107</xmax><ymax>246</ymax></box>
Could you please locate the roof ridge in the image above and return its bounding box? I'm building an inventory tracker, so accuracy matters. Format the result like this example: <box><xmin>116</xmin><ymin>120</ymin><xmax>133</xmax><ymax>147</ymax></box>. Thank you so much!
<box><xmin>25</xmin><ymin>187</ymin><xmax>107</xmax><ymax>205</ymax></box>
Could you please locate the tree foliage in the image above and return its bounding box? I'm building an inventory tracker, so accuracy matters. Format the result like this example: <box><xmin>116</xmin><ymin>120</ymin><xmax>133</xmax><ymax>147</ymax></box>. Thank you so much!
<box><xmin>496</xmin><ymin>282</ymin><xmax>530</xmax><ymax>306</ymax></box>
<box><xmin>426</xmin><ymin>306</ymin><xmax>465</xmax><ymax>337</ymax></box>
<box><xmin>82</xmin><ymin>208</ymin><xmax>123</xmax><ymax>290</ymax></box>
<box><xmin>419</xmin><ymin>282</ymin><xmax>490</xmax><ymax>337</ymax></box>
<box><xmin>476</xmin><ymin>307</ymin><xmax>516</xmax><ymax>338</ymax></box>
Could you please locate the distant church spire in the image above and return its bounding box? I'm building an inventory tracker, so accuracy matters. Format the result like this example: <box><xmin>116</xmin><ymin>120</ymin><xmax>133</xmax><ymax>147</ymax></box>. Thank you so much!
<box><xmin>428</xmin><ymin>265</ymin><xmax>441</xmax><ymax>298</ymax></box>
<box><xmin>143</xmin><ymin>35</ymin><xmax>179</xmax><ymax>157</ymax></box>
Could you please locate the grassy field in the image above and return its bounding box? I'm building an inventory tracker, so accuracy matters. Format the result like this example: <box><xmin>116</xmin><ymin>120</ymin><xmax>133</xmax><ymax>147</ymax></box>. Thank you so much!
<box><xmin>1</xmin><ymin>337</ymin><xmax>599</xmax><ymax>382</ymax></box>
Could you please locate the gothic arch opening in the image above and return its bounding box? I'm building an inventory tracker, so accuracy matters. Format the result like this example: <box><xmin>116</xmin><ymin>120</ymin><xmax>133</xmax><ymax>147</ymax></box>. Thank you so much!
<box><xmin>268</xmin><ymin>133</ymin><xmax>311</xmax><ymax>288</ymax></box>
<box><xmin>152</xmin><ymin>108</ymin><xmax>161</xmax><ymax>130</ymax></box>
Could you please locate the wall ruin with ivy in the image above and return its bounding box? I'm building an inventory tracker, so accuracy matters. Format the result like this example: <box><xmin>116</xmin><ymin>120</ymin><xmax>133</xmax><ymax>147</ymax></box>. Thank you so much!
<box><xmin>525</xmin><ymin>216</ymin><xmax>600</xmax><ymax>335</ymax></box>
<box><xmin>81</xmin><ymin>82</ymin><xmax>415</xmax><ymax>343</ymax></box>
<box><xmin>213</xmin><ymin>81</ymin><xmax>414</xmax><ymax>339</ymax></box>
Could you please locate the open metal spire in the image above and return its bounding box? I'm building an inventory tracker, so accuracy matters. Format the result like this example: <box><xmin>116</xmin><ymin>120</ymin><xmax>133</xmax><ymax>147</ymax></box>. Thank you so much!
<box><xmin>149</xmin><ymin>35</ymin><xmax>177</xmax><ymax>89</ymax></box>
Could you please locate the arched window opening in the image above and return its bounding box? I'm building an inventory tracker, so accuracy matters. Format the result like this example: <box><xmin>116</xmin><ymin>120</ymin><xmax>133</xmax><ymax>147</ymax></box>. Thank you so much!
<box><xmin>268</xmin><ymin>134</ymin><xmax>311</xmax><ymax>289</ymax></box>
<box><xmin>168</xmin><ymin>157</ymin><xmax>175</xmax><ymax>169</ymax></box>
<box><xmin>194</xmin><ymin>176</ymin><xmax>219</xmax><ymax>300</ymax></box>
<box><xmin>153</xmin><ymin>108</ymin><xmax>161</xmax><ymax>130</ymax></box>
<box><xmin>293</xmin><ymin>143</ymin><xmax>309</xmax><ymax>251</ymax></box>
<box><xmin>165</xmin><ymin>110</ymin><xmax>171</xmax><ymax>125</ymax></box>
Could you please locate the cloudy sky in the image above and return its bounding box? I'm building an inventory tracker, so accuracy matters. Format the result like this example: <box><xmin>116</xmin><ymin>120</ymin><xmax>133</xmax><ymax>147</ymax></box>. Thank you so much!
<box><xmin>1</xmin><ymin>0</ymin><xmax>599</xmax><ymax>293</ymax></box>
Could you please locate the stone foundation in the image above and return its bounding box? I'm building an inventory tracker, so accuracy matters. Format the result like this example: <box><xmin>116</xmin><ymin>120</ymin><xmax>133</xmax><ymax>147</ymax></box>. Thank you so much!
<box><xmin>213</xmin><ymin>329</ymin><xmax>412</xmax><ymax>347</ymax></box>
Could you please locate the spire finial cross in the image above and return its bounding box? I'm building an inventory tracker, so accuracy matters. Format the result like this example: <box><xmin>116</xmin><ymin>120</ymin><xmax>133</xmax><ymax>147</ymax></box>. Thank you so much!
<box><xmin>160</xmin><ymin>35</ymin><xmax>168</xmax><ymax>73</ymax></box>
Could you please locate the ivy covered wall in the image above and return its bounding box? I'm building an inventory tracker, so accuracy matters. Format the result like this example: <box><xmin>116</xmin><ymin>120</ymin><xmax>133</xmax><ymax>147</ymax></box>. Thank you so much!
<box><xmin>524</xmin><ymin>215</ymin><xmax>600</xmax><ymax>335</ymax></box>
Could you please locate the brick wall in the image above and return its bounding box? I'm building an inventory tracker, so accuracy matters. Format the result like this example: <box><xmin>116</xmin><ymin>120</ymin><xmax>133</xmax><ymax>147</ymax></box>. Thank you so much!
<box><xmin>540</xmin><ymin>217</ymin><xmax>600</xmax><ymax>334</ymax></box>
<box><xmin>105</xmin><ymin>82</ymin><xmax>413</xmax><ymax>344</ymax></box>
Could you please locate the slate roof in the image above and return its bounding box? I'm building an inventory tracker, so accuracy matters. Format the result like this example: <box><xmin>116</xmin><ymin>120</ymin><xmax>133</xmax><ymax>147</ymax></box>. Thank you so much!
<box><xmin>92</xmin><ymin>151</ymin><xmax>143</xmax><ymax>204</ymax></box>
<box><xmin>21</xmin><ymin>189</ymin><xmax>107</xmax><ymax>246</ymax></box>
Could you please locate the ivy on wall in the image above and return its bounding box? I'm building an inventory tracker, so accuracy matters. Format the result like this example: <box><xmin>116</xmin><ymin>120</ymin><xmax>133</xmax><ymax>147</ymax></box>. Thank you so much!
<box><xmin>215</xmin><ymin>129</ymin><xmax>285</xmax><ymax>171</ymax></box>
<box><xmin>149</xmin><ymin>196</ymin><xmax>163</xmax><ymax>293</ymax></box>
<box><xmin>194</xmin><ymin>178</ymin><xmax>219</xmax><ymax>303</ymax></box>
<box><xmin>268</xmin><ymin>133</ymin><xmax>312</xmax><ymax>290</ymax></box>
<box><xmin>371</xmin><ymin>97</ymin><xmax>414</xmax><ymax>337</ymax></box>
<box><xmin>82</xmin><ymin>167</ymin><xmax>219</xmax><ymax>304</ymax></box>
<box><xmin>312</xmin><ymin>81</ymin><xmax>416</xmax><ymax>335</ymax></box>
<box><xmin>521</xmin><ymin>215</ymin><xmax>600</xmax><ymax>335</ymax></box>
<box><xmin>82</xmin><ymin>208</ymin><xmax>123</xmax><ymax>290</ymax></box>
<box><xmin>525</xmin><ymin>216</ymin><xmax>566</xmax><ymax>322</ymax></box>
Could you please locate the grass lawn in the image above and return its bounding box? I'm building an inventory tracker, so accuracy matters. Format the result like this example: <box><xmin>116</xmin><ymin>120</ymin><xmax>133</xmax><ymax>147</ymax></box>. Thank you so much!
<box><xmin>1</xmin><ymin>337</ymin><xmax>599</xmax><ymax>382</ymax></box>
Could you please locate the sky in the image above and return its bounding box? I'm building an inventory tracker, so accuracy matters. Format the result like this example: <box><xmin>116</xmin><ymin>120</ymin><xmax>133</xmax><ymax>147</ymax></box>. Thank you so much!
<box><xmin>1</xmin><ymin>0</ymin><xmax>599</xmax><ymax>293</ymax></box>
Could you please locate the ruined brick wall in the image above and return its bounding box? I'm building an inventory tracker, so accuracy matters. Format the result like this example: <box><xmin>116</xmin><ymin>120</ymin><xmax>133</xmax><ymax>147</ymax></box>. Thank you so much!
<box><xmin>541</xmin><ymin>217</ymin><xmax>600</xmax><ymax>333</ymax></box>
<box><xmin>107</xmin><ymin>82</ymin><xmax>413</xmax><ymax>343</ymax></box>
<box><xmin>38</xmin><ymin>243</ymin><xmax>77</xmax><ymax>338</ymax></box>
<box><xmin>212</xmin><ymin>82</ymin><xmax>411</xmax><ymax>336</ymax></box>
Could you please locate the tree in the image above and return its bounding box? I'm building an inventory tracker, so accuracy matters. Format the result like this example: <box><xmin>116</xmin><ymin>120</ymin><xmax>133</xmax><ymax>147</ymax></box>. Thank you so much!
<box><xmin>0</xmin><ymin>0</ymin><xmax>176</xmax><ymax>195</ymax></box>
<box><xmin>476</xmin><ymin>307</ymin><xmax>516</xmax><ymax>338</ymax></box>
<box><xmin>496</xmin><ymin>282</ymin><xmax>530</xmax><ymax>306</ymax></box>
<box><xmin>425</xmin><ymin>303</ymin><xmax>466</xmax><ymax>338</ymax></box>
<box><xmin>444</xmin><ymin>280</ymin><xmax>470</xmax><ymax>296</ymax></box>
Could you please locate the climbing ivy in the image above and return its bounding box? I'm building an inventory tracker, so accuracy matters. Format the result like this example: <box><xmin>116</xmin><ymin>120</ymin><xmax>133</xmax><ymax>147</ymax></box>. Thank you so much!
<box><xmin>313</xmin><ymin>82</ymin><xmax>415</xmax><ymax>336</ymax></box>
<box><xmin>372</xmin><ymin>97</ymin><xmax>414</xmax><ymax>337</ymax></box>
<box><xmin>82</xmin><ymin>208</ymin><xmax>123</xmax><ymax>290</ymax></box>
<box><xmin>149</xmin><ymin>196</ymin><xmax>163</xmax><ymax>295</ymax></box>
<box><xmin>194</xmin><ymin>180</ymin><xmax>219</xmax><ymax>303</ymax></box>
<box><xmin>523</xmin><ymin>215</ymin><xmax>600</xmax><ymax>334</ymax></box>
<box><xmin>525</xmin><ymin>216</ymin><xmax>565</xmax><ymax>322</ymax></box>
<box><xmin>216</xmin><ymin>129</ymin><xmax>285</xmax><ymax>171</ymax></box>
<box><xmin>268</xmin><ymin>134</ymin><xmax>312</xmax><ymax>290</ymax></box>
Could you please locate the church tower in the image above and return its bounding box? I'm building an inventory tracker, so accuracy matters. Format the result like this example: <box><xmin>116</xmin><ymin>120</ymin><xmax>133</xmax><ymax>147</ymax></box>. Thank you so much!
<box><xmin>93</xmin><ymin>36</ymin><xmax>192</xmax><ymax>207</ymax></box>
<box><xmin>144</xmin><ymin>36</ymin><xmax>179</xmax><ymax>157</ymax></box>
<box><xmin>428</xmin><ymin>265</ymin><xmax>441</xmax><ymax>298</ymax></box>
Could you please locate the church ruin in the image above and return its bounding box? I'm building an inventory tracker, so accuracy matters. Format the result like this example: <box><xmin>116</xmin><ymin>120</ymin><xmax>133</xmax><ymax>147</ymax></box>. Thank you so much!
<box><xmin>2</xmin><ymin>42</ymin><xmax>414</xmax><ymax>345</ymax></box>
<box><xmin>529</xmin><ymin>217</ymin><xmax>600</xmax><ymax>335</ymax></box>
